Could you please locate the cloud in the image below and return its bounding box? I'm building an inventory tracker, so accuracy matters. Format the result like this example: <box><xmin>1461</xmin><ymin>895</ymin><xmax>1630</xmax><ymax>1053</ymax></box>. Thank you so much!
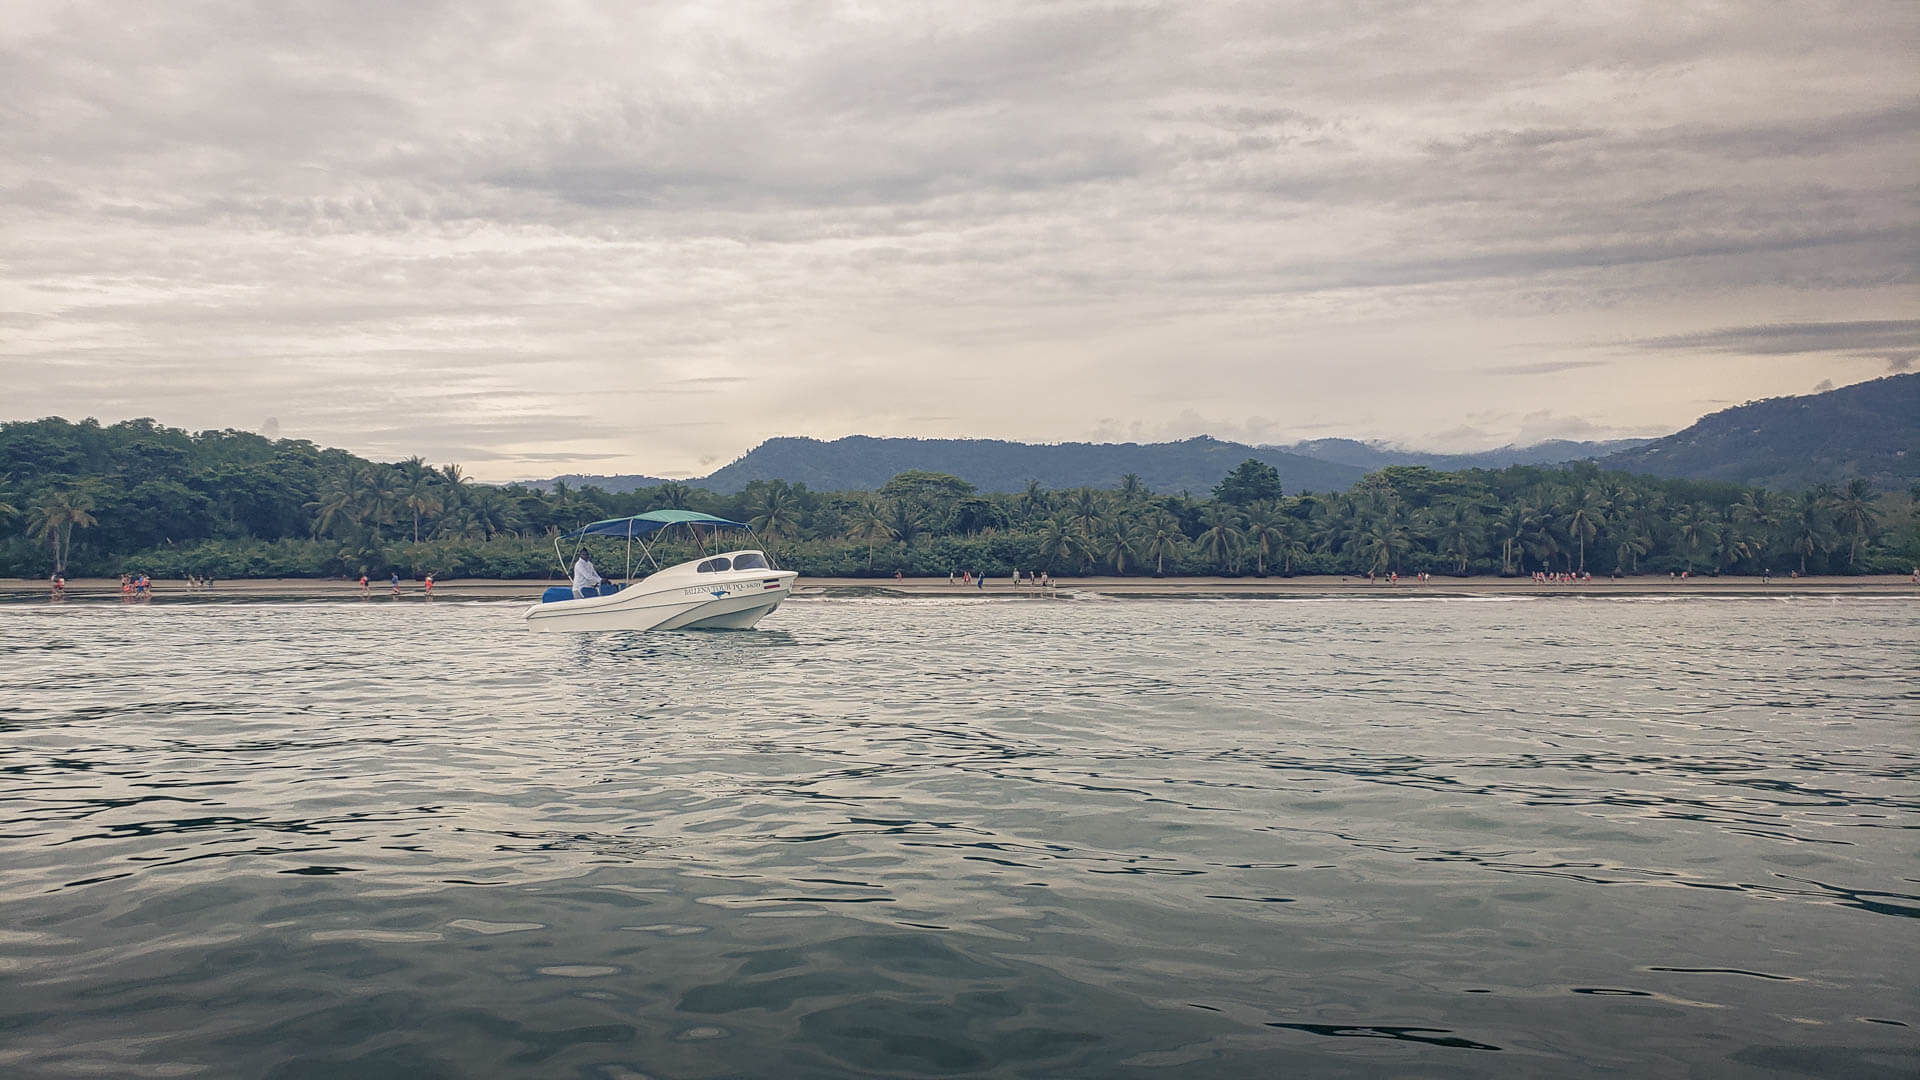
<box><xmin>1479</xmin><ymin>359</ymin><xmax>1611</xmax><ymax>376</ymax></box>
<box><xmin>1635</xmin><ymin>320</ymin><xmax>1920</xmax><ymax>356</ymax></box>
<box><xmin>0</xmin><ymin>2</ymin><xmax>1914</xmax><ymax>478</ymax></box>
<box><xmin>1632</xmin><ymin>320</ymin><xmax>1920</xmax><ymax>378</ymax></box>
<box><xmin>1414</xmin><ymin>412</ymin><xmax>1665</xmax><ymax>454</ymax></box>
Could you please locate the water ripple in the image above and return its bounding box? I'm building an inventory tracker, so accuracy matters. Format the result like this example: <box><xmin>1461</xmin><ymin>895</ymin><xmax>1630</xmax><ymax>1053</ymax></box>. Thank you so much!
<box><xmin>1</xmin><ymin>596</ymin><xmax>1914</xmax><ymax>1077</ymax></box>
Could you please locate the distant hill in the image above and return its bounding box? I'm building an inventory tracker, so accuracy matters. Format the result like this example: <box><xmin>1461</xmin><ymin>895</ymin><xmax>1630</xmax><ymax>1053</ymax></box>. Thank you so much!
<box><xmin>528</xmin><ymin>377</ymin><xmax>1913</xmax><ymax>496</ymax></box>
<box><xmin>538</xmin><ymin>472</ymin><xmax>669</xmax><ymax>494</ymax></box>
<box><xmin>1598</xmin><ymin>373</ymin><xmax>1918</xmax><ymax>490</ymax></box>
<box><xmin>532</xmin><ymin>433</ymin><xmax>1650</xmax><ymax>495</ymax></box>
<box><xmin>694</xmin><ymin>435</ymin><xmax>1366</xmax><ymax>495</ymax></box>
<box><xmin>1278</xmin><ymin>437</ymin><xmax>1654</xmax><ymax>471</ymax></box>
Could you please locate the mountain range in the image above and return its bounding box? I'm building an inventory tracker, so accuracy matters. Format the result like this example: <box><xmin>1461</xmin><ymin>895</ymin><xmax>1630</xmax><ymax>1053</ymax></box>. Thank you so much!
<box><xmin>1597</xmin><ymin>372</ymin><xmax>1916</xmax><ymax>491</ymax></box>
<box><xmin>542</xmin><ymin>435</ymin><xmax>1646</xmax><ymax>496</ymax></box>
<box><xmin>537</xmin><ymin>374</ymin><xmax>1916</xmax><ymax>495</ymax></box>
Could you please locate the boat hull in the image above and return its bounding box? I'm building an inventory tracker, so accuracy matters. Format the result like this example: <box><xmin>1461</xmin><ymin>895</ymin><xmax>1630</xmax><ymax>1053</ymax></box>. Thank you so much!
<box><xmin>524</xmin><ymin>571</ymin><xmax>796</xmax><ymax>632</ymax></box>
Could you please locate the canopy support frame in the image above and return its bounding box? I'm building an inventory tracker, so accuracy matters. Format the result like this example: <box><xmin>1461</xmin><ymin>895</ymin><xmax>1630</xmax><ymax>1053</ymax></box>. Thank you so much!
<box><xmin>552</xmin><ymin>510</ymin><xmax>778</xmax><ymax>581</ymax></box>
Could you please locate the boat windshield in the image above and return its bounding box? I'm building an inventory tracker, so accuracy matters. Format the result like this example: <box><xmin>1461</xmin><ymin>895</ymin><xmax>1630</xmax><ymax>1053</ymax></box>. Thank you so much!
<box><xmin>731</xmin><ymin>552</ymin><xmax>768</xmax><ymax>571</ymax></box>
<box><xmin>696</xmin><ymin>557</ymin><xmax>732</xmax><ymax>573</ymax></box>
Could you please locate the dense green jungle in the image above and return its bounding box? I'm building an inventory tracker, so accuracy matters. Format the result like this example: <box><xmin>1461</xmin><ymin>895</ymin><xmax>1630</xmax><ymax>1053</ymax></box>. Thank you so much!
<box><xmin>3</xmin><ymin>417</ymin><xmax>1915</xmax><ymax>581</ymax></box>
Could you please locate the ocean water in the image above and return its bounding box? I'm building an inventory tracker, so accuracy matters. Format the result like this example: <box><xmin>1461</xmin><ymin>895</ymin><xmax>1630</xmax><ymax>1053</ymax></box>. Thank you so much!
<box><xmin>0</xmin><ymin>594</ymin><xmax>1915</xmax><ymax>1078</ymax></box>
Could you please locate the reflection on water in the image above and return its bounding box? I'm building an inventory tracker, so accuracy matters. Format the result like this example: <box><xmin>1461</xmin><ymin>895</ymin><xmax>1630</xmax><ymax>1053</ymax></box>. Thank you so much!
<box><xmin>0</xmin><ymin>597</ymin><xmax>1915</xmax><ymax>1078</ymax></box>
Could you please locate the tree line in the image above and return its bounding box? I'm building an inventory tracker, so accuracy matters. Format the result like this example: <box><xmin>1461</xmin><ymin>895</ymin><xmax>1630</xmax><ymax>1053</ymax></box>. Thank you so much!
<box><xmin>2</xmin><ymin>417</ymin><xmax>1915</xmax><ymax>580</ymax></box>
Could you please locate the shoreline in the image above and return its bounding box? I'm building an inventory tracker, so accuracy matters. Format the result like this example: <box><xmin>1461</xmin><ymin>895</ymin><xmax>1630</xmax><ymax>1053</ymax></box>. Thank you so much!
<box><xmin>6</xmin><ymin>574</ymin><xmax>1915</xmax><ymax>604</ymax></box>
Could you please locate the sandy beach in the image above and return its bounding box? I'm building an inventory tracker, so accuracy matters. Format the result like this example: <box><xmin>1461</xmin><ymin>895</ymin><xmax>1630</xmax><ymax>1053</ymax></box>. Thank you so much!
<box><xmin>6</xmin><ymin>574</ymin><xmax>1914</xmax><ymax>603</ymax></box>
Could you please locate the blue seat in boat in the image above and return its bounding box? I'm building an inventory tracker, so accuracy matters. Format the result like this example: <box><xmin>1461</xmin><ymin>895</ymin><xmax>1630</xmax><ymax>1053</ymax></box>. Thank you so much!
<box><xmin>541</xmin><ymin>582</ymin><xmax>624</xmax><ymax>603</ymax></box>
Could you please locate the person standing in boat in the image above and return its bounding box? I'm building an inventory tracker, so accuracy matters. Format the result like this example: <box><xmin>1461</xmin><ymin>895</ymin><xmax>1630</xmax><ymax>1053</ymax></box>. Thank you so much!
<box><xmin>572</xmin><ymin>548</ymin><xmax>606</xmax><ymax>597</ymax></box>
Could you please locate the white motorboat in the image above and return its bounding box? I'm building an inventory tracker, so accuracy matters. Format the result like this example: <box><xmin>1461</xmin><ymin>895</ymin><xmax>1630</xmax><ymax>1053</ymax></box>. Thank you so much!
<box><xmin>523</xmin><ymin>510</ymin><xmax>797</xmax><ymax>632</ymax></box>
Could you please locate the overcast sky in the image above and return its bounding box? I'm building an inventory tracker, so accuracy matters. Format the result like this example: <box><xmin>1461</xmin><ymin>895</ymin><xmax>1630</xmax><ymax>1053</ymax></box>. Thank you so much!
<box><xmin>3</xmin><ymin>1</ymin><xmax>1915</xmax><ymax>480</ymax></box>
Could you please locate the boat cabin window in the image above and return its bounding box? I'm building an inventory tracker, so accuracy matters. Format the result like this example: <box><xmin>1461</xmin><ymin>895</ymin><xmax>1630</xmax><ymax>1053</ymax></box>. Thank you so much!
<box><xmin>731</xmin><ymin>552</ymin><xmax>768</xmax><ymax>571</ymax></box>
<box><xmin>696</xmin><ymin>557</ymin><xmax>732</xmax><ymax>573</ymax></box>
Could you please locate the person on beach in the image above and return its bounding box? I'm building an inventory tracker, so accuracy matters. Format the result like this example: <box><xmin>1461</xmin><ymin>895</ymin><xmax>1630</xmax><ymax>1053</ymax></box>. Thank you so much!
<box><xmin>571</xmin><ymin>549</ymin><xmax>604</xmax><ymax>597</ymax></box>
<box><xmin>976</xmin><ymin>571</ymin><xmax>984</xmax><ymax>590</ymax></box>
<box><xmin>424</xmin><ymin>573</ymin><xmax>435</xmax><ymax>597</ymax></box>
<box><xmin>359</xmin><ymin>573</ymin><xmax>369</xmax><ymax>596</ymax></box>
<box><xmin>51</xmin><ymin>574</ymin><xmax>65</xmax><ymax>599</ymax></box>
<box><xmin>948</xmin><ymin>569</ymin><xmax>955</xmax><ymax>585</ymax></box>
<box><xmin>390</xmin><ymin>571</ymin><xmax>401</xmax><ymax>596</ymax></box>
<box><xmin>121</xmin><ymin>574</ymin><xmax>132</xmax><ymax>599</ymax></box>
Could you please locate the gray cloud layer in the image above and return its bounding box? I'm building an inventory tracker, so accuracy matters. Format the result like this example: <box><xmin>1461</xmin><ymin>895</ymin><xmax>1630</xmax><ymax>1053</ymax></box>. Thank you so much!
<box><xmin>3</xmin><ymin>1</ymin><xmax>1915</xmax><ymax>477</ymax></box>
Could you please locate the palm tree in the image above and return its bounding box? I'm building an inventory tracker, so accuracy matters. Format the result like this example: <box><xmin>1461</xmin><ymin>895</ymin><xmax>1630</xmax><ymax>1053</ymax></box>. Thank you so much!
<box><xmin>467</xmin><ymin>489</ymin><xmax>517</xmax><ymax>539</ymax></box>
<box><xmin>1140</xmin><ymin>514</ymin><xmax>1185</xmax><ymax>577</ymax></box>
<box><xmin>1564</xmin><ymin>490</ymin><xmax>1609</xmax><ymax>574</ymax></box>
<box><xmin>1067</xmin><ymin>489</ymin><xmax>1104</xmax><ymax>537</ymax></box>
<box><xmin>1194</xmin><ymin>506</ymin><xmax>1244</xmax><ymax>573</ymax></box>
<box><xmin>1357</xmin><ymin>519</ymin><xmax>1412</xmax><ymax>576</ymax></box>
<box><xmin>1671</xmin><ymin>505</ymin><xmax>1717</xmax><ymax>573</ymax></box>
<box><xmin>1524</xmin><ymin>513</ymin><xmax>1565</xmax><ymax>574</ymax></box>
<box><xmin>1117</xmin><ymin>473</ymin><xmax>1147</xmax><ymax>502</ymax></box>
<box><xmin>1310</xmin><ymin>499</ymin><xmax>1362</xmax><ymax>563</ymax></box>
<box><xmin>1018</xmin><ymin>480</ymin><xmax>1049</xmax><ymax>522</ymax></box>
<box><xmin>1714</xmin><ymin>508</ymin><xmax>1755</xmax><ymax>572</ymax></box>
<box><xmin>402</xmin><ymin>473</ymin><xmax>443</xmax><ymax>543</ymax></box>
<box><xmin>1243</xmin><ymin>501</ymin><xmax>1287</xmax><ymax>577</ymax></box>
<box><xmin>305</xmin><ymin>471</ymin><xmax>364</xmax><ymax>539</ymax></box>
<box><xmin>29</xmin><ymin>489</ymin><xmax>97</xmax><ymax>573</ymax></box>
<box><xmin>749</xmin><ymin>482</ymin><xmax>799</xmax><ymax>553</ymax></box>
<box><xmin>1787</xmin><ymin>492</ymin><xmax>1835</xmax><ymax>575</ymax></box>
<box><xmin>1430</xmin><ymin>500</ymin><xmax>1486</xmax><ymax>576</ymax></box>
<box><xmin>436</xmin><ymin>506</ymin><xmax>487</xmax><ymax>540</ymax></box>
<box><xmin>1613</xmin><ymin>530</ymin><xmax>1650</xmax><ymax>574</ymax></box>
<box><xmin>1275</xmin><ymin>519</ymin><xmax>1311</xmax><ymax>576</ymax></box>
<box><xmin>655</xmin><ymin>482</ymin><xmax>693</xmax><ymax>510</ymax></box>
<box><xmin>887</xmin><ymin>500</ymin><xmax>924</xmax><ymax>550</ymax></box>
<box><xmin>1731</xmin><ymin>489</ymin><xmax>1784</xmax><ymax>566</ymax></box>
<box><xmin>361</xmin><ymin>468</ymin><xmax>400</xmax><ymax>541</ymax></box>
<box><xmin>439</xmin><ymin>464</ymin><xmax>470</xmax><ymax>510</ymax></box>
<box><xmin>1831</xmin><ymin>478</ymin><xmax>1878</xmax><ymax>566</ymax></box>
<box><xmin>845</xmin><ymin>498</ymin><xmax>894</xmax><ymax>570</ymax></box>
<box><xmin>1095</xmin><ymin>521</ymin><xmax>1138</xmax><ymax>574</ymax></box>
<box><xmin>1036</xmin><ymin>515</ymin><xmax>1083</xmax><ymax>572</ymax></box>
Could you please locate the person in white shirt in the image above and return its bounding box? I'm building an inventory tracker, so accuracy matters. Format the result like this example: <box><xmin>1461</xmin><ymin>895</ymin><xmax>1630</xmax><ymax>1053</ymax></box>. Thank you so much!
<box><xmin>571</xmin><ymin>549</ymin><xmax>605</xmax><ymax>597</ymax></box>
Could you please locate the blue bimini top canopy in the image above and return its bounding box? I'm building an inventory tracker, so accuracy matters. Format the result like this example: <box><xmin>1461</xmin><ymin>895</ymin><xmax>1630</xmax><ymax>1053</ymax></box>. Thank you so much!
<box><xmin>560</xmin><ymin>509</ymin><xmax>749</xmax><ymax>542</ymax></box>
